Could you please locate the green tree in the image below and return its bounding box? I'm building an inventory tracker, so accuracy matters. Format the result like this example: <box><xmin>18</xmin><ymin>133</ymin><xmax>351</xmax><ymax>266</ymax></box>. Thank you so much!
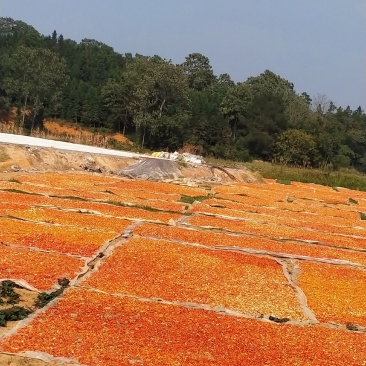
<box><xmin>217</xmin><ymin>73</ymin><xmax>235</xmax><ymax>89</ymax></box>
<box><xmin>81</xmin><ymin>86</ymin><xmax>102</xmax><ymax>128</ymax></box>
<box><xmin>124</xmin><ymin>56</ymin><xmax>190</xmax><ymax>148</ymax></box>
<box><xmin>0</xmin><ymin>17</ymin><xmax>42</xmax><ymax>48</ymax></box>
<box><xmin>101</xmin><ymin>77</ymin><xmax>134</xmax><ymax>134</ymax></box>
<box><xmin>186</xmin><ymin>88</ymin><xmax>228</xmax><ymax>150</ymax></box>
<box><xmin>221</xmin><ymin>70</ymin><xmax>312</xmax><ymax>160</ymax></box>
<box><xmin>3</xmin><ymin>46</ymin><xmax>68</xmax><ymax>130</ymax></box>
<box><xmin>221</xmin><ymin>82</ymin><xmax>251</xmax><ymax>141</ymax></box>
<box><xmin>300</xmin><ymin>92</ymin><xmax>312</xmax><ymax>106</ymax></box>
<box><xmin>181</xmin><ymin>53</ymin><xmax>216</xmax><ymax>91</ymax></box>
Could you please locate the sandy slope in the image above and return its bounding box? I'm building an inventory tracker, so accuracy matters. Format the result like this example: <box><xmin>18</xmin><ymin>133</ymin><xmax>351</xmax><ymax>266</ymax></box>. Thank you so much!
<box><xmin>0</xmin><ymin>135</ymin><xmax>259</xmax><ymax>184</ymax></box>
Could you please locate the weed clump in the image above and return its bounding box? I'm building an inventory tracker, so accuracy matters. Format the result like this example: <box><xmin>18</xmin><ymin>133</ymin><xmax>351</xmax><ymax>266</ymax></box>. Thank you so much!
<box><xmin>7</xmin><ymin>178</ymin><xmax>21</xmax><ymax>184</ymax></box>
<box><xmin>269</xmin><ymin>315</ymin><xmax>290</xmax><ymax>324</ymax></box>
<box><xmin>0</xmin><ymin>280</ymin><xmax>20</xmax><ymax>305</ymax></box>
<box><xmin>0</xmin><ymin>306</ymin><xmax>30</xmax><ymax>326</ymax></box>
<box><xmin>346</xmin><ymin>322</ymin><xmax>359</xmax><ymax>331</ymax></box>
<box><xmin>35</xmin><ymin>278</ymin><xmax>70</xmax><ymax>308</ymax></box>
<box><xmin>0</xmin><ymin>281</ymin><xmax>29</xmax><ymax>327</ymax></box>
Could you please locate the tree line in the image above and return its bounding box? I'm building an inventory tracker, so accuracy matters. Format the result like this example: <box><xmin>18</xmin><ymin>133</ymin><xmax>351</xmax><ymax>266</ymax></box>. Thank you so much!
<box><xmin>1</xmin><ymin>17</ymin><xmax>365</xmax><ymax>171</ymax></box>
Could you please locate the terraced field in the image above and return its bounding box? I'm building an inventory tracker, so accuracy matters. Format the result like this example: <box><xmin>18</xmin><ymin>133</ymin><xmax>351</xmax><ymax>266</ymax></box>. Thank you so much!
<box><xmin>0</xmin><ymin>171</ymin><xmax>365</xmax><ymax>365</ymax></box>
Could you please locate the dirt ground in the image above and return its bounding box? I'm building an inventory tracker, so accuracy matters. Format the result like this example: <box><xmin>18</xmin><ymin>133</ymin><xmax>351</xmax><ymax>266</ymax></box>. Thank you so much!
<box><xmin>0</xmin><ymin>288</ymin><xmax>38</xmax><ymax>338</ymax></box>
<box><xmin>0</xmin><ymin>355</ymin><xmax>80</xmax><ymax>366</ymax></box>
<box><xmin>0</xmin><ymin>144</ymin><xmax>135</xmax><ymax>174</ymax></box>
<box><xmin>0</xmin><ymin>143</ymin><xmax>260</xmax><ymax>184</ymax></box>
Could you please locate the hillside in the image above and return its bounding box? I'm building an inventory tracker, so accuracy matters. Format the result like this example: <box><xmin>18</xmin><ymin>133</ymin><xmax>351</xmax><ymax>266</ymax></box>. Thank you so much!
<box><xmin>1</xmin><ymin>16</ymin><xmax>366</xmax><ymax>365</ymax></box>
<box><xmin>1</xmin><ymin>17</ymin><xmax>366</xmax><ymax>170</ymax></box>
<box><xmin>0</xmin><ymin>158</ymin><xmax>365</xmax><ymax>365</ymax></box>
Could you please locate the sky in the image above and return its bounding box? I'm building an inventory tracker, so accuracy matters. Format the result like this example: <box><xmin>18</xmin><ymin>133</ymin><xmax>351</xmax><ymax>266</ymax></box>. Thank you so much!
<box><xmin>1</xmin><ymin>0</ymin><xmax>365</xmax><ymax>109</ymax></box>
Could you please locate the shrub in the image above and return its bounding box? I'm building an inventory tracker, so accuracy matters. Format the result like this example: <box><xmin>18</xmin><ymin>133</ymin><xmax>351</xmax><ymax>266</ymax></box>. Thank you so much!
<box><xmin>274</xmin><ymin>129</ymin><xmax>316</xmax><ymax>167</ymax></box>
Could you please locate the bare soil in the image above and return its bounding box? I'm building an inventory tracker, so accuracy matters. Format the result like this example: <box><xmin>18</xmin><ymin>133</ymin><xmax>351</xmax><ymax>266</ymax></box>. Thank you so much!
<box><xmin>0</xmin><ymin>144</ymin><xmax>260</xmax><ymax>184</ymax></box>
<box><xmin>0</xmin><ymin>354</ymin><xmax>80</xmax><ymax>366</ymax></box>
<box><xmin>0</xmin><ymin>144</ymin><xmax>135</xmax><ymax>175</ymax></box>
<box><xmin>0</xmin><ymin>119</ymin><xmax>260</xmax><ymax>183</ymax></box>
<box><xmin>0</xmin><ymin>288</ymin><xmax>38</xmax><ymax>338</ymax></box>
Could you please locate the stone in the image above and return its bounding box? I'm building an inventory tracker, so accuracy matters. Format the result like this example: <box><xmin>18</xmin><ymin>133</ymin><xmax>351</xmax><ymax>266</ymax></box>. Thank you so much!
<box><xmin>11</xmin><ymin>165</ymin><xmax>21</xmax><ymax>172</ymax></box>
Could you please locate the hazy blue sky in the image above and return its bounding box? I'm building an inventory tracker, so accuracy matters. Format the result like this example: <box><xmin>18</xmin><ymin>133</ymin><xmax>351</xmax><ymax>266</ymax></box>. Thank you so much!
<box><xmin>1</xmin><ymin>0</ymin><xmax>365</xmax><ymax>109</ymax></box>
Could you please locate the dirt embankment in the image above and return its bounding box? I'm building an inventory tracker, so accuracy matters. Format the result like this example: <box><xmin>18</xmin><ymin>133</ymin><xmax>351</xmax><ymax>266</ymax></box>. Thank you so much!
<box><xmin>0</xmin><ymin>143</ymin><xmax>260</xmax><ymax>184</ymax></box>
<box><xmin>0</xmin><ymin>118</ymin><xmax>260</xmax><ymax>183</ymax></box>
<box><xmin>0</xmin><ymin>354</ymin><xmax>81</xmax><ymax>366</ymax></box>
<box><xmin>0</xmin><ymin>144</ymin><xmax>134</xmax><ymax>174</ymax></box>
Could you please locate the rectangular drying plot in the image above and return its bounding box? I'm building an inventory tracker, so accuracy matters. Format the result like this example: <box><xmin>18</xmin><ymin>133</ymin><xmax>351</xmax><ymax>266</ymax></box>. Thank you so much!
<box><xmin>1</xmin><ymin>288</ymin><xmax>366</xmax><ymax>366</ymax></box>
<box><xmin>27</xmin><ymin>199</ymin><xmax>183</xmax><ymax>224</ymax></box>
<box><xmin>0</xmin><ymin>205</ymin><xmax>132</xmax><ymax>234</ymax></box>
<box><xmin>298</xmin><ymin>261</ymin><xmax>366</xmax><ymax>327</ymax></box>
<box><xmin>0</xmin><ymin>190</ymin><xmax>184</xmax><ymax>220</ymax></box>
<box><xmin>83</xmin><ymin>237</ymin><xmax>305</xmax><ymax>321</ymax></box>
<box><xmin>100</xmin><ymin>179</ymin><xmax>209</xmax><ymax>197</ymax></box>
<box><xmin>187</xmin><ymin>215</ymin><xmax>366</xmax><ymax>251</ymax></box>
<box><xmin>0</xmin><ymin>217</ymin><xmax>116</xmax><ymax>257</ymax></box>
<box><xmin>14</xmin><ymin>172</ymin><xmax>117</xmax><ymax>188</ymax></box>
<box><xmin>0</xmin><ymin>244</ymin><xmax>84</xmax><ymax>291</ymax></box>
<box><xmin>0</xmin><ymin>180</ymin><xmax>116</xmax><ymax>201</ymax></box>
<box><xmin>188</xmin><ymin>204</ymin><xmax>366</xmax><ymax>238</ymax></box>
<box><xmin>134</xmin><ymin>223</ymin><xmax>366</xmax><ymax>266</ymax></box>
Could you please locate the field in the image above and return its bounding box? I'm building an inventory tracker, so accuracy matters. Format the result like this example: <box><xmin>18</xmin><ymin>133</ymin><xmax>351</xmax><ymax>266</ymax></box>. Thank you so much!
<box><xmin>0</xmin><ymin>171</ymin><xmax>365</xmax><ymax>365</ymax></box>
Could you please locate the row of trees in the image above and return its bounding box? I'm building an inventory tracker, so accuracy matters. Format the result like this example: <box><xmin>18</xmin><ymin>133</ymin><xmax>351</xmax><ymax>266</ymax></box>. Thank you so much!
<box><xmin>1</xmin><ymin>17</ymin><xmax>366</xmax><ymax>171</ymax></box>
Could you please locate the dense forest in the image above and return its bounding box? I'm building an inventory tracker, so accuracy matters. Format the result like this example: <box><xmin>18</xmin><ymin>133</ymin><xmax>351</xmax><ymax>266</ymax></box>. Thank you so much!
<box><xmin>1</xmin><ymin>17</ymin><xmax>365</xmax><ymax>171</ymax></box>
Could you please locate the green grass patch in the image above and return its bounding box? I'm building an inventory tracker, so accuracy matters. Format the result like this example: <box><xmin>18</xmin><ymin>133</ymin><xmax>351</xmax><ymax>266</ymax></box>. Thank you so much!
<box><xmin>0</xmin><ymin>188</ymin><xmax>42</xmax><ymax>196</ymax></box>
<box><xmin>348</xmin><ymin>197</ymin><xmax>359</xmax><ymax>204</ymax></box>
<box><xmin>179</xmin><ymin>195</ymin><xmax>208</xmax><ymax>204</ymax></box>
<box><xmin>359</xmin><ymin>212</ymin><xmax>366</xmax><ymax>220</ymax></box>
<box><xmin>105</xmin><ymin>200</ymin><xmax>160</xmax><ymax>212</ymax></box>
<box><xmin>104</xmin><ymin>200</ymin><xmax>180</xmax><ymax>215</ymax></box>
<box><xmin>103</xmin><ymin>190</ymin><xmax>116</xmax><ymax>195</ymax></box>
<box><xmin>276</xmin><ymin>179</ymin><xmax>292</xmax><ymax>185</ymax></box>
<box><xmin>246</xmin><ymin>161</ymin><xmax>366</xmax><ymax>192</ymax></box>
<box><xmin>50</xmin><ymin>195</ymin><xmax>89</xmax><ymax>201</ymax></box>
<box><xmin>205</xmin><ymin>156</ymin><xmax>246</xmax><ymax>169</ymax></box>
<box><xmin>7</xmin><ymin>179</ymin><xmax>21</xmax><ymax>184</ymax></box>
